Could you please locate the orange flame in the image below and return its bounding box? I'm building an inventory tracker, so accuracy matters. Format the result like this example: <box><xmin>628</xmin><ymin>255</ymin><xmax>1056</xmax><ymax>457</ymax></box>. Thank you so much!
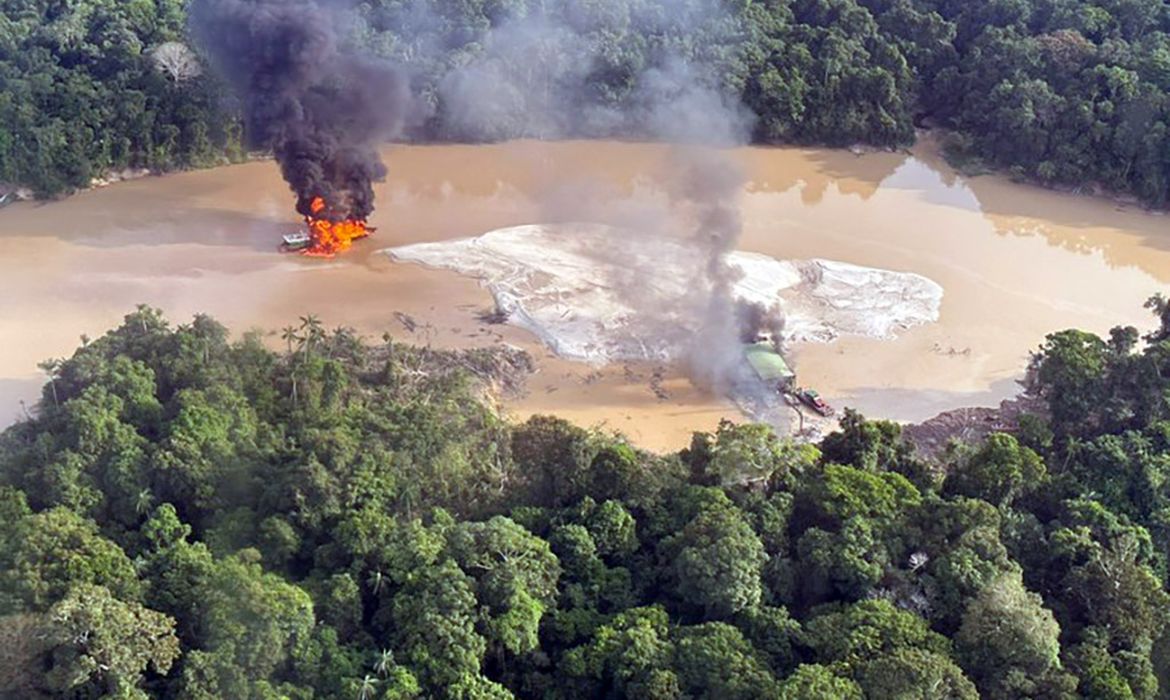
<box><xmin>302</xmin><ymin>196</ymin><xmax>372</xmax><ymax>257</ymax></box>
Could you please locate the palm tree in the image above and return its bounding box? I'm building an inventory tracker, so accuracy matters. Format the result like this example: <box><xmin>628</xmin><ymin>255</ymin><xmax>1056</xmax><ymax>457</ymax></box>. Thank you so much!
<box><xmin>300</xmin><ymin>314</ymin><xmax>321</xmax><ymax>328</ymax></box>
<box><xmin>134</xmin><ymin>489</ymin><xmax>154</xmax><ymax>516</ymax></box>
<box><xmin>374</xmin><ymin>649</ymin><xmax>395</xmax><ymax>677</ymax></box>
<box><xmin>356</xmin><ymin>674</ymin><xmax>378</xmax><ymax>700</ymax></box>
<box><xmin>134</xmin><ymin>303</ymin><xmax>152</xmax><ymax>333</ymax></box>
<box><xmin>37</xmin><ymin>358</ymin><xmax>61</xmax><ymax>407</ymax></box>
<box><xmin>367</xmin><ymin>570</ymin><xmax>385</xmax><ymax>596</ymax></box>
<box><xmin>280</xmin><ymin>325</ymin><xmax>300</xmax><ymax>356</ymax></box>
<box><xmin>299</xmin><ymin>314</ymin><xmax>325</xmax><ymax>359</ymax></box>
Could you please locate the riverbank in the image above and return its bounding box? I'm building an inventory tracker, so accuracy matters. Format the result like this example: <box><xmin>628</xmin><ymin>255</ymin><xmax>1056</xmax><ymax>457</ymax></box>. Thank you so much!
<box><xmin>1</xmin><ymin>139</ymin><xmax>1167</xmax><ymax>452</ymax></box>
<box><xmin>7</xmin><ymin>129</ymin><xmax>1164</xmax><ymax>216</ymax></box>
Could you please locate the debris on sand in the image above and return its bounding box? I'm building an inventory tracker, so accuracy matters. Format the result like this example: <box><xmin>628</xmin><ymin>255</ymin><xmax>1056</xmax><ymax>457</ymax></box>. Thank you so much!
<box><xmin>476</xmin><ymin>306</ymin><xmax>510</xmax><ymax>325</ymax></box>
<box><xmin>385</xmin><ymin>224</ymin><xmax>943</xmax><ymax>365</ymax></box>
<box><xmin>368</xmin><ymin>342</ymin><xmax>535</xmax><ymax>400</ymax></box>
<box><xmin>649</xmin><ymin>367</ymin><xmax>670</xmax><ymax>400</ymax></box>
<box><xmin>393</xmin><ymin>311</ymin><xmax>418</xmax><ymax>333</ymax></box>
<box><xmin>903</xmin><ymin>393</ymin><xmax>1046</xmax><ymax>462</ymax></box>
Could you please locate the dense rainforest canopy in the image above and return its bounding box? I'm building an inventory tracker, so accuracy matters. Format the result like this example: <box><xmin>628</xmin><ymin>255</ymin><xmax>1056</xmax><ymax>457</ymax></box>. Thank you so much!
<box><xmin>4</xmin><ymin>0</ymin><xmax>1170</xmax><ymax>203</ymax></box>
<box><xmin>1</xmin><ymin>304</ymin><xmax>1170</xmax><ymax>698</ymax></box>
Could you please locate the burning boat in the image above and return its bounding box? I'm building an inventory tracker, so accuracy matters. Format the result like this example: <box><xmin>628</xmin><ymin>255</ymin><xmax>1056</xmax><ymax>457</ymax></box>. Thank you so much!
<box><xmin>280</xmin><ymin>231</ymin><xmax>312</xmax><ymax>252</ymax></box>
<box><xmin>743</xmin><ymin>331</ymin><xmax>835</xmax><ymax>417</ymax></box>
<box><xmin>743</xmin><ymin>332</ymin><xmax>795</xmax><ymax>394</ymax></box>
<box><xmin>281</xmin><ymin>196</ymin><xmax>374</xmax><ymax>257</ymax></box>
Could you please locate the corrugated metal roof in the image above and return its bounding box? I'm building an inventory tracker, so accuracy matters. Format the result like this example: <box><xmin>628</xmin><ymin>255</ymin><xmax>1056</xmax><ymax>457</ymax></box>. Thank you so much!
<box><xmin>744</xmin><ymin>342</ymin><xmax>793</xmax><ymax>381</ymax></box>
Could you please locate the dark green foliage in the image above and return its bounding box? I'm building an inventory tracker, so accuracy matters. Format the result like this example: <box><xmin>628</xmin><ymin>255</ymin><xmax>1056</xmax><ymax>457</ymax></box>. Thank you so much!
<box><xmin>944</xmin><ymin>432</ymin><xmax>1046</xmax><ymax>505</ymax></box>
<box><xmin>777</xmin><ymin>664</ymin><xmax>863</xmax><ymax>699</ymax></box>
<box><xmin>13</xmin><ymin>0</ymin><xmax>1170</xmax><ymax>205</ymax></box>
<box><xmin>799</xmin><ymin>598</ymin><xmax>951</xmax><ymax>664</ymax></box>
<box><xmin>0</xmin><ymin>1</ymin><xmax>242</xmax><ymax>197</ymax></box>
<box><xmin>2</xmin><ymin>304</ymin><xmax>1170</xmax><ymax>697</ymax></box>
<box><xmin>660</xmin><ymin>501</ymin><xmax>767</xmax><ymax>618</ymax></box>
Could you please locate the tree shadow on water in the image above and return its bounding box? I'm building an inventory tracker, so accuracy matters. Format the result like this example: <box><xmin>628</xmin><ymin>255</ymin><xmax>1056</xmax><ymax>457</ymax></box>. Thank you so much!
<box><xmin>835</xmin><ymin>376</ymin><xmax>1023</xmax><ymax>425</ymax></box>
<box><xmin>59</xmin><ymin>207</ymin><xmax>296</xmax><ymax>253</ymax></box>
<box><xmin>0</xmin><ymin>377</ymin><xmax>43</xmax><ymax>429</ymax></box>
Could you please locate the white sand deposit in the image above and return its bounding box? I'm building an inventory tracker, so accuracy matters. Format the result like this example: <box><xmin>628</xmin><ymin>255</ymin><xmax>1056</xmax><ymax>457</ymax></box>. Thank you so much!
<box><xmin>385</xmin><ymin>223</ymin><xmax>942</xmax><ymax>365</ymax></box>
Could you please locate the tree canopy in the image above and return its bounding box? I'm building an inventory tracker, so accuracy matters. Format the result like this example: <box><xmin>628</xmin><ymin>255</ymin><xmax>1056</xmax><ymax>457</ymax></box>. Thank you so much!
<box><xmin>8</xmin><ymin>0</ymin><xmax>1170</xmax><ymax>205</ymax></box>
<box><xmin>1</xmin><ymin>304</ymin><xmax>1170</xmax><ymax>697</ymax></box>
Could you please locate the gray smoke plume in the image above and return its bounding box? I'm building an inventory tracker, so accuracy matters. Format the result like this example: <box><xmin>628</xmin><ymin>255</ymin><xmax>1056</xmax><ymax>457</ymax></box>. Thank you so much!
<box><xmin>188</xmin><ymin>0</ymin><xmax>410</xmax><ymax>222</ymax></box>
<box><xmin>410</xmin><ymin>0</ymin><xmax>777</xmax><ymax>394</ymax></box>
<box><xmin>191</xmin><ymin>0</ymin><xmax>785</xmax><ymax>398</ymax></box>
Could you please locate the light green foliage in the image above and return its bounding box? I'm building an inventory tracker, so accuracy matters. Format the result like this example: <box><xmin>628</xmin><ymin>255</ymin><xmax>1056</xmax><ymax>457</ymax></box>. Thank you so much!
<box><xmin>1068</xmin><ymin>627</ymin><xmax>1145</xmax><ymax>700</ymax></box>
<box><xmin>585</xmin><ymin>500</ymin><xmax>638</xmax><ymax>559</ymax></box>
<box><xmin>800</xmin><ymin>598</ymin><xmax>951</xmax><ymax>665</ymax></box>
<box><xmin>0</xmin><ymin>507</ymin><xmax>140</xmax><ymax>613</ymax></box>
<box><xmin>390</xmin><ymin>559</ymin><xmax>488</xmax><ymax>690</ymax></box>
<box><xmin>1031</xmin><ymin>329</ymin><xmax>1112</xmax><ymax>436</ymax></box>
<box><xmin>821</xmin><ymin>409</ymin><xmax>932</xmax><ymax>487</ymax></box>
<box><xmin>801</xmin><ymin>463</ymin><xmax>923</xmax><ymax>526</ymax></box>
<box><xmin>185</xmin><ymin>551</ymin><xmax>315</xmax><ymax>694</ymax></box>
<box><xmin>672</xmin><ymin>622</ymin><xmax>781</xmax><ymax>697</ymax></box>
<box><xmin>855</xmin><ymin>647</ymin><xmax>978</xmax><ymax>700</ymax></box>
<box><xmin>447</xmin><ymin>516</ymin><xmax>561</xmax><ymax>655</ymax></box>
<box><xmin>793</xmin><ymin>464</ymin><xmax>921</xmax><ymax>602</ymax></box>
<box><xmin>777</xmin><ymin>664</ymin><xmax>863</xmax><ymax>700</ymax></box>
<box><xmin>706</xmin><ymin>421</ymin><xmax>818</xmax><ymax>488</ymax></box>
<box><xmin>955</xmin><ymin>572</ymin><xmax>1067</xmax><ymax>699</ymax></box>
<box><xmin>41</xmin><ymin>583</ymin><xmax>180</xmax><ymax>697</ymax></box>
<box><xmin>560</xmin><ymin>606</ymin><xmax>678</xmax><ymax>697</ymax></box>
<box><xmin>663</xmin><ymin>504</ymin><xmax>767</xmax><ymax>619</ymax></box>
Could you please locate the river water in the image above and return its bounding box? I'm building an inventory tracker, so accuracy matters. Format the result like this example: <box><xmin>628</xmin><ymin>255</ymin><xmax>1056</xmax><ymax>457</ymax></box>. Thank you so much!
<box><xmin>1</xmin><ymin>139</ymin><xmax>1166</xmax><ymax>451</ymax></box>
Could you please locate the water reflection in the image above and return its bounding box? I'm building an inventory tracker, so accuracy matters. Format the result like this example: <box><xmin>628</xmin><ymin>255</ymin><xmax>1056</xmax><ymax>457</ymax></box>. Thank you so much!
<box><xmin>972</xmin><ymin>178</ymin><xmax>1170</xmax><ymax>283</ymax></box>
<box><xmin>880</xmin><ymin>158</ymin><xmax>983</xmax><ymax>213</ymax></box>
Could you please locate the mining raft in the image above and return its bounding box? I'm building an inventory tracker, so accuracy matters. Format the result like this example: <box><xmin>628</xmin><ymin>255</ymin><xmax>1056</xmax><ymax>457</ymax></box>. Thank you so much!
<box><xmin>743</xmin><ymin>332</ymin><xmax>835</xmax><ymax>417</ymax></box>
<box><xmin>280</xmin><ymin>231</ymin><xmax>313</xmax><ymax>252</ymax></box>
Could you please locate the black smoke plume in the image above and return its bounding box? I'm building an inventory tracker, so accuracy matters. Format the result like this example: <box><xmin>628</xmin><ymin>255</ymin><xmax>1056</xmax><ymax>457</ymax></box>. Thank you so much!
<box><xmin>737</xmin><ymin>301</ymin><xmax>786</xmax><ymax>345</ymax></box>
<box><xmin>188</xmin><ymin>0</ymin><xmax>409</xmax><ymax>221</ymax></box>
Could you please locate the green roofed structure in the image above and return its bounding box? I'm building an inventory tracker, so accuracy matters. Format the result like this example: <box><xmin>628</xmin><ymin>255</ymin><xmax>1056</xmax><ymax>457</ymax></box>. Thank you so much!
<box><xmin>744</xmin><ymin>340</ymin><xmax>795</xmax><ymax>392</ymax></box>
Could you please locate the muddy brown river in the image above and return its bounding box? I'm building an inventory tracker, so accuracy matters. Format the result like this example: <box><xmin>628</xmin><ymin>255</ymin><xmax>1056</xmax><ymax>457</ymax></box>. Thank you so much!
<box><xmin>1</xmin><ymin>139</ymin><xmax>1167</xmax><ymax>451</ymax></box>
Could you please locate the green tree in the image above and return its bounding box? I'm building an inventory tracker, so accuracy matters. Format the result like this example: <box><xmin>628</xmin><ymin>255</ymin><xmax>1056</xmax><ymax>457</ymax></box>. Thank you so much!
<box><xmin>800</xmin><ymin>598</ymin><xmax>951</xmax><ymax>666</ymax></box>
<box><xmin>662</xmin><ymin>504</ymin><xmax>767</xmax><ymax>619</ymax></box>
<box><xmin>955</xmin><ymin>572</ymin><xmax>1069</xmax><ymax>699</ymax></box>
<box><xmin>944</xmin><ymin>432</ymin><xmax>1046</xmax><ymax>505</ymax></box>
<box><xmin>703</xmin><ymin>421</ymin><xmax>817</xmax><ymax>489</ymax></box>
<box><xmin>41</xmin><ymin>583</ymin><xmax>180</xmax><ymax>698</ymax></box>
<box><xmin>560</xmin><ymin>606</ymin><xmax>679</xmax><ymax>698</ymax></box>
<box><xmin>673</xmin><ymin>622</ymin><xmax>781</xmax><ymax>697</ymax></box>
<box><xmin>448</xmin><ymin>516</ymin><xmax>561</xmax><ymax>656</ymax></box>
<box><xmin>778</xmin><ymin>664</ymin><xmax>862</xmax><ymax>700</ymax></box>
<box><xmin>0</xmin><ymin>507</ymin><xmax>141</xmax><ymax>613</ymax></box>
<box><xmin>181</xmin><ymin>551</ymin><xmax>315</xmax><ymax>695</ymax></box>
<box><xmin>820</xmin><ymin>409</ymin><xmax>931</xmax><ymax>487</ymax></box>
<box><xmin>390</xmin><ymin>559</ymin><xmax>488</xmax><ymax>692</ymax></box>
<box><xmin>855</xmin><ymin>647</ymin><xmax>978</xmax><ymax>700</ymax></box>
